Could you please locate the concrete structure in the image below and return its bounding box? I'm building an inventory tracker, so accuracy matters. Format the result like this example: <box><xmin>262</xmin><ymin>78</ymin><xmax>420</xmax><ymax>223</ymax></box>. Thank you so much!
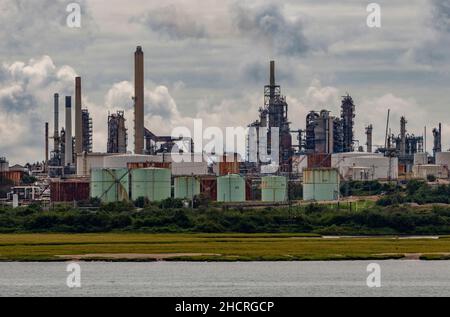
<box><xmin>64</xmin><ymin>96</ymin><xmax>73</xmax><ymax>166</ymax></box>
<box><xmin>436</xmin><ymin>152</ymin><xmax>450</xmax><ymax>168</ymax></box>
<box><xmin>172</xmin><ymin>154</ymin><xmax>209</xmax><ymax>176</ymax></box>
<box><xmin>103</xmin><ymin>154</ymin><xmax>172</xmax><ymax>169</ymax></box>
<box><xmin>413</xmin><ymin>164</ymin><xmax>449</xmax><ymax>180</ymax></box>
<box><xmin>91</xmin><ymin>168</ymin><xmax>130</xmax><ymax>203</ymax></box>
<box><xmin>261</xmin><ymin>176</ymin><xmax>287</xmax><ymax>202</ymax></box>
<box><xmin>131</xmin><ymin>168</ymin><xmax>171</xmax><ymax>202</ymax></box>
<box><xmin>75</xmin><ymin>77</ymin><xmax>83</xmax><ymax>156</ymax></box>
<box><xmin>348</xmin><ymin>166</ymin><xmax>374</xmax><ymax>181</ymax></box>
<box><xmin>332</xmin><ymin>153</ymin><xmax>398</xmax><ymax>180</ymax></box>
<box><xmin>414</xmin><ymin>153</ymin><xmax>428</xmax><ymax>165</ymax></box>
<box><xmin>134</xmin><ymin>46</ymin><xmax>145</xmax><ymax>155</ymax></box>
<box><xmin>76</xmin><ymin>153</ymin><xmax>114</xmax><ymax>177</ymax></box>
<box><xmin>217</xmin><ymin>174</ymin><xmax>246</xmax><ymax>202</ymax></box>
<box><xmin>303</xmin><ymin>168</ymin><xmax>340</xmax><ymax>202</ymax></box>
<box><xmin>174</xmin><ymin>176</ymin><xmax>201</xmax><ymax>200</ymax></box>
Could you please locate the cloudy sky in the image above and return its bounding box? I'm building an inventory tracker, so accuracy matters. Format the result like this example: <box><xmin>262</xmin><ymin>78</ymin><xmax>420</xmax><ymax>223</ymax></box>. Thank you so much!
<box><xmin>0</xmin><ymin>0</ymin><xmax>449</xmax><ymax>164</ymax></box>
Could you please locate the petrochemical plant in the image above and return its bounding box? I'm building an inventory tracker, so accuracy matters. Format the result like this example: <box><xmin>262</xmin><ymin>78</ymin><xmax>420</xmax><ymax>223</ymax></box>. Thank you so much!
<box><xmin>2</xmin><ymin>45</ymin><xmax>450</xmax><ymax>207</ymax></box>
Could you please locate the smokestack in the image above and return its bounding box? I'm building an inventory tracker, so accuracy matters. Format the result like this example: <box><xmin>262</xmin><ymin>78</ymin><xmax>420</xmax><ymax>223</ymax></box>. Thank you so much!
<box><xmin>75</xmin><ymin>77</ymin><xmax>82</xmax><ymax>155</ymax></box>
<box><xmin>366</xmin><ymin>124</ymin><xmax>373</xmax><ymax>153</ymax></box>
<box><xmin>54</xmin><ymin>93</ymin><xmax>59</xmax><ymax>153</ymax></box>
<box><xmin>270</xmin><ymin>61</ymin><xmax>275</xmax><ymax>87</ymax></box>
<box><xmin>45</xmin><ymin>122</ymin><xmax>49</xmax><ymax>170</ymax></box>
<box><xmin>65</xmin><ymin>96</ymin><xmax>73</xmax><ymax>166</ymax></box>
<box><xmin>134</xmin><ymin>46</ymin><xmax>145</xmax><ymax>155</ymax></box>
<box><xmin>400</xmin><ymin>117</ymin><xmax>407</xmax><ymax>156</ymax></box>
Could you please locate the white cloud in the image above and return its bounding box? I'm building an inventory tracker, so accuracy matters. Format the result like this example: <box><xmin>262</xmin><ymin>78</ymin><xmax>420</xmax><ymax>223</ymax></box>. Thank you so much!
<box><xmin>0</xmin><ymin>55</ymin><xmax>77</xmax><ymax>163</ymax></box>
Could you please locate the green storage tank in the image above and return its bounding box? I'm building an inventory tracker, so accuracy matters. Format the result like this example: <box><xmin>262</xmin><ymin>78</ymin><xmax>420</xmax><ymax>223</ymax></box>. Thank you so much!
<box><xmin>217</xmin><ymin>174</ymin><xmax>245</xmax><ymax>202</ymax></box>
<box><xmin>91</xmin><ymin>168</ymin><xmax>130</xmax><ymax>203</ymax></box>
<box><xmin>131</xmin><ymin>168</ymin><xmax>171</xmax><ymax>202</ymax></box>
<box><xmin>174</xmin><ymin>177</ymin><xmax>201</xmax><ymax>199</ymax></box>
<box><xmin>303</xmin><ymin>168</ymin><xmax>340</xmax><ymax>202</ymax></box>
<box><xmin>261</xmin><ymin>176</ymin><xmax>287</xmax><ymax>202</ymax></box>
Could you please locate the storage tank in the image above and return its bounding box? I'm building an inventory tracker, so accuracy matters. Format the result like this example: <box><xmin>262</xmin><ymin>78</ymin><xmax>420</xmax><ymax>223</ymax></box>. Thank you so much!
<box><xmin>217</xmin><ymin>174</ymin><xmax>245</xmax><ymax>202</ymax></box>
<box><xmin>131</xmin><ymin>168</ymin><xmax>171</xmax><ymax>202</ymax></box>
<box><xmin>303</xmin><ymin>168</ymin><xmax>340</xmax><ymax>202</ymax></box>
<box><xmin>174</xmin><ymin>176</ymin><xmax>201</xmax><ymax>199</ymax></box>
<box><xmin>261</xmin><ymin>176</ymin><xmax>287</xmax><ymax>202</ymax></box>
<box><xmin>436</xmin><ymin>152</ymin><xmax>450</xmax><ymax>168</ymax></box>
<box><xmin>91</xmin><ymin>168</ymin><xmax>130</xmax><ymax>203</ymax></box>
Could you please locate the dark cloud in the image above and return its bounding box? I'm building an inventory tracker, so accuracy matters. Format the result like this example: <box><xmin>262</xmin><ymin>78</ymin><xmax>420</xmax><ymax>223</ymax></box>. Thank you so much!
<box><xmin>231</xmin><ymin>3</ymin><xmax>309</xmax><ymax>56</ymax></box>
<box><xmin>431</xmin><ymin>0</ymin><xmax>450</xmax><ymax>32</ymax></box>
<box><xmin>132</xmin><ymin>5</ymin><xmax>208</xmax><ymax>40</ymax></box>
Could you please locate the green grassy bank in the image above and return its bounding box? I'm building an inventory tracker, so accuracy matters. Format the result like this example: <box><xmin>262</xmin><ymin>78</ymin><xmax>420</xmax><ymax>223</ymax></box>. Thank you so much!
<box><xmin>1</xmin><ymin>233</ymin><xmax>450</xmax><ymax>262</ymax></box>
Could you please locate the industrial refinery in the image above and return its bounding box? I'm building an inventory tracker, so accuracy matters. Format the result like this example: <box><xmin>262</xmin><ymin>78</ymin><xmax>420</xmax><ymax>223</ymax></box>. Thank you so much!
<box><xmin>1</xmin><ymin>46</ymin><xmax>448</xmax><ymax>207</ymax></box>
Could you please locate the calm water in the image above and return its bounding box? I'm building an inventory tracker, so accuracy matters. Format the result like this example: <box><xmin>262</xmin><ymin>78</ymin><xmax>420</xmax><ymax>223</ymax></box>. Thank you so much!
<box><xmin>1</xmin><ymin>261</ymin><xmax>450</xmax><ymax>297</ymax></box>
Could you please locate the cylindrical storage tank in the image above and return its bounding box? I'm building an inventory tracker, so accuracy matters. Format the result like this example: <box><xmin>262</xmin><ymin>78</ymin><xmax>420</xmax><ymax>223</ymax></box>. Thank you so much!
<box><xmin>217</xmin><ymin>174</ymin><xmax>245</xmax><ymax>202</ymax></box>
<box><xmin>131</xmin><ymin>168</ymin><xmax>171</xmax><ymax>202</ymax></box>
<box><xmin>303</xmin><ymin>168</ymin><xmax>340</xmax><ymax>202</ymax></box>
<box><xmin>174</xmin><ymin>177</ymin><xmax>201</xmax><ymax>199</ymax></box>
<box><xmin>436</xmin><ymin>152</ymin><xmax>450</xmax><ymax>167</ymax></box>
<box><xmin>261</xmin><ymin>176</ymin><xmax>287</xmax><ymax>202</ymax></box>
<box><xmin>91</xmin><ymin>168</ymin><xmax>129</xmax><ymax>203</ymax></box>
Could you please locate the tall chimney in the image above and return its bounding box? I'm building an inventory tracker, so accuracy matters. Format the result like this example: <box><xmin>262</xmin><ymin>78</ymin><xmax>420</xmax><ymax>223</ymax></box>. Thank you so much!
<box><xmin>134</xmin><ymin>46</ymin><xmax>145</xmax><ymax>155</ymax></box>
<box><xmin>65</xmin><ymin>96</ymin><xmax>73</xmax><ymax>166</ymax></box>
<box><xmin>400</xmin><ymin>117</ymin><xmax>407</xmax><ymax>156</ymax></box>
<box><xmin>75</xmin><ymin>77</ymin><xmax>82</xmax><ymax>155</ymax></box>
<box><xmin>45</xmin><ymin>122</ymin><xmax>49</xmax><ymax>170</ymax></box>
<box><xmin>366</xmin><ymin>124</ymin><xmax>373</xmax><ymax>153</ymax></box>
<box><xmin>54</xmin><ymin>93</ymin><xmax>59</xmax><ymax>153</ymax></box>
<box><xmin>270</xmin><ymin>60</ymin><xmax>275</xmax><ymax>87</ymax></box>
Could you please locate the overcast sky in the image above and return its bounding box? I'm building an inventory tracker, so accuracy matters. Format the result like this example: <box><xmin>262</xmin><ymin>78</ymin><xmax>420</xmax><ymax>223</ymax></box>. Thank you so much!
<box><xmin>0</xmin><ymin>0</ymin><xmax>449</xmax><ymax>164</ymax></box>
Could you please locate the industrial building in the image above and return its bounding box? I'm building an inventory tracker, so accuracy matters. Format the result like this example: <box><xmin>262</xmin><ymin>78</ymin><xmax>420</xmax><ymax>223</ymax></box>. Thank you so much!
<box><xmin>107</xmin><ymin>111</ymin><xmax>128</xmax><ymax>154</ymax></box>
<box><xmin>4</xmin><ymin>45</ymin><xmax>450</xmax><ymax>208</ymax></box>
<box><xmin>247</xmin><ymin>61</ymin><xmax>293</xmax><ymax>173</ymax></box>
<box><xmin>82</xmin><ymin>109</ymin><xmax>93</xmax><ymax>153</ymax></box>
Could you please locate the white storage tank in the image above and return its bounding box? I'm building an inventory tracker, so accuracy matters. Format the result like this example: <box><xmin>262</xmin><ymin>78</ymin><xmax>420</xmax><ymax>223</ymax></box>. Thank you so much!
<box><xmin>436</xmin><ymin>152</ymin><xmax>450</xmax><ymax>168</ymax></box>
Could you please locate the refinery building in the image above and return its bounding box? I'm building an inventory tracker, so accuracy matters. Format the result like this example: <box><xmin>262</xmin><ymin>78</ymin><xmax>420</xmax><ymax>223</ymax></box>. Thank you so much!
<box><xmin>1</xmin><ymin>45</ymin><xmax>449</xmax><ymax>207</ymax></box>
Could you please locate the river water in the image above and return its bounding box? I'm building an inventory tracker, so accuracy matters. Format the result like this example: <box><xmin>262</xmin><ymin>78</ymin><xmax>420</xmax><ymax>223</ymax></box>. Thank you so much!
<box><xmin>1</xmin><ymin>261</ymin><xmax>450</xmax><ymax>297</ymax></box>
